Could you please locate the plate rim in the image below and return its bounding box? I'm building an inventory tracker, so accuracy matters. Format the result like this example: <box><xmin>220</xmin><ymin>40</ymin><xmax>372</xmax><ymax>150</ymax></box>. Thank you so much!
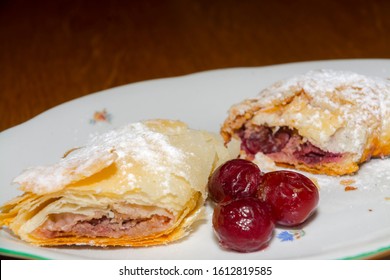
<box><xmin>1</xmin><ymin>58</ymin><xmax>390</xmax><ymax>260</ymax></box>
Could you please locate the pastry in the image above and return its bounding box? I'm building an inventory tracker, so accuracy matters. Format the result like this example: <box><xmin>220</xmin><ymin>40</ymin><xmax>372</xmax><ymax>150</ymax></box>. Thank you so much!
<box><xmin>0</xmin><ymin>119</ymin><xmax>232</xmax><ymax>246</ymax></box>
<box><xmin>221</xmin><ymin>69</ymin><xmax>390</xmax><ymax>175</ymax></box>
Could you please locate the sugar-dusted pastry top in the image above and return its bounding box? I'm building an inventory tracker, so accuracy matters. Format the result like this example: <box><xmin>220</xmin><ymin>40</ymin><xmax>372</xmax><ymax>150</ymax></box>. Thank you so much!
<box><xmin>15</xmin><ymin>121</ymin><xmax>188</xmax><ymax>194</ymax></box>
<box><xmin>14</xmin><ymin>119</ymin><xmax>230</xmax><ymax>211</ymax></box>
<box><xmin>1</xmin><ymin>119</ymin><xmax>233</xmax><ymax>246</ymax></box>
<box><xmin>222</xmin><ymin>69</ymin><xmax>390</xmax><ymax>175</ymax></box>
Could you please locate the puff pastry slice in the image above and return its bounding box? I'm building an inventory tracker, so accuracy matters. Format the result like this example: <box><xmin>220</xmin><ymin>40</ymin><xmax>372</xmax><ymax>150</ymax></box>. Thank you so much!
<box><xmin>0</xmin><ymin>119</ymin><xmax>231</xmax><ymax>246</ymax></box>
<box><xmin>221</xmin><ymin>69</ymin><xmax>390</xmax><ymax>175</ymax></box>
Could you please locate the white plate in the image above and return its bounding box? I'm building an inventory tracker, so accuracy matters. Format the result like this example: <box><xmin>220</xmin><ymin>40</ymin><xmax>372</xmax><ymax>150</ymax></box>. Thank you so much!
<box><xmin>1</xmin><ymin>59</ymin><xmax>390</xmax><ymax>260</ymax></box>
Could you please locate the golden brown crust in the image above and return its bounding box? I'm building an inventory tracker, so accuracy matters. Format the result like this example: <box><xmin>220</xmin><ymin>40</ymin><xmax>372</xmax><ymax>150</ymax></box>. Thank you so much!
<box><xmin>0</xmin><ymin>193</ymin><xmax>200</xmax><ymax>247</ymax></box>
<box><xmin>274</xmin><ymin>161</ymin><xmax>359</xmax><ymax>176</ymax></box>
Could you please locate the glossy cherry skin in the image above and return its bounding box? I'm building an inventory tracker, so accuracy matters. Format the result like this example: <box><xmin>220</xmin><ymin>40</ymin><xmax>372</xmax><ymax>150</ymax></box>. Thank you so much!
<box><xmin>207</xmin><ymin>159</ymin><xmax>262</xmax><ymax>203</ymax></box>
<box><xmin>258</xmin><ymin>170</ymin><xmax>319</xmax><ymax>226</ymax></box>
<box><xmin>212</xmin><ymin>197</ymin><xmax>275</xmax><ymax>252</ymax></box>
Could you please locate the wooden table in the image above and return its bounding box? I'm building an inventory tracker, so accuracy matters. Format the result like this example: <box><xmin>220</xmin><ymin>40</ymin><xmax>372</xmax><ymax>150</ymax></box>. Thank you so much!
<box><xmin>1</xmin><ymin>0</ymin><xmax>389</xmax><ymax>260</ymax></box>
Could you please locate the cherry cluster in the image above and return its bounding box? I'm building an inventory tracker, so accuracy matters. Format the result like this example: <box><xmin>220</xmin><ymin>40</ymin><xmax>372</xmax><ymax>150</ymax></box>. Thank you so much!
<box><xmin>208</xmin><ymin>159</ymin><xmax>319</xmax><ymax>253</ymax></box>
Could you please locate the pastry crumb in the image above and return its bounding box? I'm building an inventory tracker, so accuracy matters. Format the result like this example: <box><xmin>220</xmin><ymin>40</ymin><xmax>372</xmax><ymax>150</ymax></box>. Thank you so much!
<box><xmin>340</xmin><ymin>179</ymin><xmax>356</xmax><ymax>186</ymax></box>
<box><xmin>252</xmin><ymin>152</ymin><xmax>277</xmax><ymax>172</ymax></box>
<box><xmin>344</xmin><ymin>186</ymin><xmax>358</xmax><ymax>191</ymax></box>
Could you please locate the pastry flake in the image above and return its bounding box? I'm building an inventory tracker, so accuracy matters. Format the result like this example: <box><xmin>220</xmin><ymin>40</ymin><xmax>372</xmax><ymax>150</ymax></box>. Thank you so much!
<box><xmin>0</xmin><ymin>119</ymin><xmax>232</xmax><ymax>247</ymax></box>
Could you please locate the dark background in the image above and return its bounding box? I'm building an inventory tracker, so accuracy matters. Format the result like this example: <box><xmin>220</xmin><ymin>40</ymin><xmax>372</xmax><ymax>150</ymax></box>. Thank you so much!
<box><xmin>1</xmin><ymin>0</ymin><xmax>389</xmax><ymax>131</ymax></box>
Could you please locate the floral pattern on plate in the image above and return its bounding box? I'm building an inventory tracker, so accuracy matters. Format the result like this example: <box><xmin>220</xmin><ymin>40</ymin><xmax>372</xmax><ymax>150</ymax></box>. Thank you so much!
<box><xmin>276</xmin><ymin>229</ymin><xmax>306</xmax><ymax>242</ymax></box>
<box><xmin>90</xmin><ymin>109</ymin><xmax>112</xmax><ymax>124</ymax></box>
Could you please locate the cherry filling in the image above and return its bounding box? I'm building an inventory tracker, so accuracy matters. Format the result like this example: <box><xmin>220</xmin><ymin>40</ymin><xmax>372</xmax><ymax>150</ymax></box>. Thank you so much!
<box><xmin>239</xmin><ymin>125</ymin><xmax>342</xmax><ymax>165</ymax></box>
<box><xmin>240</xmin><ymin>126</ymin><xmax>291</xmax><ymax>154</ymax></box>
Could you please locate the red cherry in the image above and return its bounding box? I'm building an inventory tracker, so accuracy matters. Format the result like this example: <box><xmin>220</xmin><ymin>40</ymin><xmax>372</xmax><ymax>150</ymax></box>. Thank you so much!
<box><xmin>259</xmin><ymin>170</ymin><xmax>319</xmax><ymax>226</ymax></box>
<box><xmin>207</xmin><ymin>159</ymin><xmax>262</xmax><ymax>203</ymax></box>
<box><xmin>212</xmin><ymin>197</ymin><xmax>274</xmax><ymax>252</ymax></box>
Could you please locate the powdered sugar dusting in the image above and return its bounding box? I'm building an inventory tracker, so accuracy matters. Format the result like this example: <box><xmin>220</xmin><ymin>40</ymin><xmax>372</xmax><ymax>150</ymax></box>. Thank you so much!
<box><xmin>14</xmin><ymin>122</ymin><xmax>186</xmax><ymax>195</ymax></box>
<box><xmin>262</xmin><ymin>69</ymin><xmax>388</xmax><ymax>122</ymax></box>
<box><xmin>14</xmin><ymin>145</ymin><xmax>117</xmax><ymax>194</ymax></box>
<box><xmin>95</xmin><ymin>122</ymin><xmax>184</xmax><ymax>170</ymax></box>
